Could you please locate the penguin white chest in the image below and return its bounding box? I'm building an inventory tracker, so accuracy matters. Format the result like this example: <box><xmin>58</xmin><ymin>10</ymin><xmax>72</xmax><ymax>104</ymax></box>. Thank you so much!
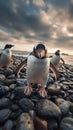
<box><xmin>26</xmin><ymin>55</ymin><xmax>50</xmax><ymax>85</ymax></box>
<box><xmin>50</xmin><ymin>55</ymin><xmax>60</xmax><ymax>67</ymax></box>
<box><xmin>0</xmin><ymin>49</ymin><xmax>12</xmax><ymax>66</ymax></box>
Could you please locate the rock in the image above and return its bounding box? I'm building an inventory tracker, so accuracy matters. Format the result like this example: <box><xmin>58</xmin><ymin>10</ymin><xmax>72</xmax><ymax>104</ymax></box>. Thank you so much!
<box><xmin>10</xmin><ymin>104</ymin><xmax>19</xmax><ymax>111</ymax></box>
<box><xmin>9</xmin><ymin>84</ymin><xmax>16</xmax><ymax>91</ymax></box>
<box><xmin>19</xmin><ymin>98</ymin><xmax>34</xmax><ymax>112</ymax></box>
<box><xmin>0</xmin><ymin>109</ymin><xmax>11</xmax><ymax>124</ymax></box>
<box><xmin>36</xmin><ymin>99</ymin><xmax>61</xmax><ymax>121</ymax></box>
<box><xmin>7</xmin><ymin>74</ymin><xmax>15</xmax><ymax>79</ymax></box>
<box><xmin>0</xmin><ymin>74</ymin><xmax>6</xmax><ymax>81</ymax></box>
<box><xmin>16</xmin><ymin>113</ymin><xmax>34</xmax><ymax>130</ymax></box>
<box><xmin>0</xmin><ymin>98</ymin><xmax>10</xmax><ymax>109</ymax></box>
<box><xmin>34</xmin><ymin>116</ymin><xmax>48</xmax><ymax>130</ymax></box>
<box><xmin>14</xmin><ymin>86</ymin><xmax>26</xmax><ymax>98</ymax></box>
<box><xmin>10</xmin><ymin>109</ymin><xmax>22</xmax><ymax>120</ymax></box>
<box><xmin>60</xmin><ymin>117</ymin><xmax>73</xmax><ymax>130</ymax></box>
<box><xmin>55</xmin><ymin>98</ymin><xmax>70</xmax><ymax>116</ymax></box>
<box><xmin>3</xmin><ymin>120</ymin><xmax>14</xmax><ymax>130</ymax></box>
<box><xmin>16</xmin><ymin>79</ymin><xmax>27</xmax><ymax>86</ymax></box>
<box><xmin>70</xmin><ymin>103</ymin><xmax>73</xmax><ymax>113</ymax></box>
<box><xmin>4</xmin><ymin>69</ymin><xmax>13</xmax><ymax>77</ymax></box>
<box><xmin>59</xmin><ymin>90</ymin><xmax>66</xmax><ymax>98</ymax></box>
<box><xmin>3</xmin><ymin>79</ymin><xmax>16</xmax><ymax>86</ymax></box>
<box><xmin>67</xmin><ymin>90</ymin><xmax>73</xmax><ymax>94</ymax></box>
<box><xmin>0</xmin><ymin>85</ymin><xmax>9</xmax><ymax>96</ymax></box>
<box><xmin>69</xmin><ymin>94</ymin><xmax>73</xmax><ymax>102</ymax></box>
<box><xmin>48</xmin><ymin>120</ymin><xmax>58</xmax><ymax>130</ymax></box>
<box><xmin>47</xmin><ymin>84</ymin><xmax>61</xmax><ymax>95</ymax></box>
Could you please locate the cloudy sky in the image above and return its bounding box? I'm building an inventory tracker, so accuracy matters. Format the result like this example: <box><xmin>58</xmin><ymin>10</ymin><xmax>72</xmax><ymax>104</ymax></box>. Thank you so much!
<box><xmin>0</xmin><ymin>0</ymin><xmax>73</xmax><ymax>54</ymax></box>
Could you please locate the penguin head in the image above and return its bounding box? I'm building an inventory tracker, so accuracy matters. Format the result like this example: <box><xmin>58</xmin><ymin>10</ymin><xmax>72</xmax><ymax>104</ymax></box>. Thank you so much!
<box><xmin>33</xmin><ymin>43</ymin><xmax>47</xmax><ymax>58</ymax></box>
<box><xmin>4</xmin><ymin>44</ymin><xmax>14</xmax><ymax>50</ymax></box>
<box><xmin>55</xmin><ymin>50</ymin><xmax>60</xmax><ymax>55</ymax></box>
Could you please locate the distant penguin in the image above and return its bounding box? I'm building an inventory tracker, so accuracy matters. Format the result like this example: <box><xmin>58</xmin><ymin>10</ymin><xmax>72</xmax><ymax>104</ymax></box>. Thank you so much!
<box><xmin>15</xmin><ymin>43</ymin><xmax>58</xmax><ymax>97</ymax></box>
<box><xmin>0</xmin><ymin>44</ymin><xmax>14</xmax><ymax>70</ymax></box>
<box><xmin>50</xmin><ymin>50</ymin><xmax>65</xmax><ymax>68</ymax></box>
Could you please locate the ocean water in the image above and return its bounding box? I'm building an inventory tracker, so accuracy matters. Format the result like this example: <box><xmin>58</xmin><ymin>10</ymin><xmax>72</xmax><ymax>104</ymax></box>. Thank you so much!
<box><xmin>14</xmin><ymin>52</ymin><xmax>73</xmax><ymax>66</ymax></box>
<box><xmin>62</xmin><ymin>55</ymin><xmax>73</xmax><ymax>65</ymax></box>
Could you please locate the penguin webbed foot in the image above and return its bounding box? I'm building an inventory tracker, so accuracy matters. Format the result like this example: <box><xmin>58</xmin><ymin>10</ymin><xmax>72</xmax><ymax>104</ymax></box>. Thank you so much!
<box><xmin>24</xmin><ymin>84</ymin><xmax>33</xmax><ymax>96</ymax></box>
<box><xmin>38</xmin><ymin>87</ymin><xmax>47</xmax><ymax>97</ymax></box>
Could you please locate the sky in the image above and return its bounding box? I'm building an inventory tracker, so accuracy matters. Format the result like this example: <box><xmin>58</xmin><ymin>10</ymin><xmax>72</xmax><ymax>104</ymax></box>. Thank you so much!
<box><xmin>0</xmin><ymin>0</ymin><xmax>73</xmax><ymax>54</ymax></box>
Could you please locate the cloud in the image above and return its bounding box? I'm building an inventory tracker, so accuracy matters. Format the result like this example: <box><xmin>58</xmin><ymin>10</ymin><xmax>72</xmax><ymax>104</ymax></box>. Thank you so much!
<box><xmin>0</xmin><ymin>0</ymin><xmax>73</xmax><ymax>54</ymax></box>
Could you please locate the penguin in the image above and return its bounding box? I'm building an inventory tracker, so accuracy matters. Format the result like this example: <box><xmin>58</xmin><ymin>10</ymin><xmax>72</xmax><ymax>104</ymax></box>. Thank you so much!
<box><xmin>15</xmin><ymin>43</ymin><xmax>58</xmax><ymax>97</ymax></box>
<box><xmin>0</xmin><ymin>44</ymin><xmax>14</xmax><ymax>70</ymax></box>
<box><xmin>50</xmin><ymin>50</ymin><xmax>65</xmax><ymax>69</ymax></box>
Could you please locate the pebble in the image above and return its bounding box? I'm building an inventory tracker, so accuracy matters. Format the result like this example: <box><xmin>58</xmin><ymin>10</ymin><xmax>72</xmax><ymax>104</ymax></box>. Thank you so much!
<box><xmin>16</xmin><ymin>113</ymin><xmax>34</xmax><ymax>130</ymax></box>
<box><xmin>55</xmin><ymin>98</ymin><xmax>70</xmax><ymax>116</ymax></box>
<box><xmin>60</xmin><ymin>117</ymin><xmax>73</xmax><ymax>130</ymax></box>
<box><xmin>0</xmin><ymin>55</ymin><xmax>72</xmax><ymax>130</ymax></box>
<box><xmin>36</xmin><ymin>99</ymin><xmax>61</xmax><ymax>121</ymax></box>
<box><xmin>0</xmin><ymin>109</ymin><xmax>11</xmax><ymax>124</ymax></box>
<box><xmin>19</xmin><ymin>98</ymin><xmax>34</xmax><ymax>112</ymax></box>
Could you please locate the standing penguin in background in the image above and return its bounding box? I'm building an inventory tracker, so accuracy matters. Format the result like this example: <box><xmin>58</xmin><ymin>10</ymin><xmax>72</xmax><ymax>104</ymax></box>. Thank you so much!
<box><xmin>15</xmin><ymin>43</ymin><xmax>58</xmax><ymax>97</ymax></box>
<box><xmin>50</xmin><ymin>50</ymin><xmax>65</xmax><ymax>69</ymax></box>
<box><xmin>0</xmin><ymin>44</ymin><xmax>14</xmax><ymax>70</ymax></box>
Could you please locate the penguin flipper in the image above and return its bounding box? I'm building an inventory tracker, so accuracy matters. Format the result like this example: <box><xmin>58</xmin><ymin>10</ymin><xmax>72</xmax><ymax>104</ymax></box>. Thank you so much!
<box><xmin>15</xmin><ymin>58</ymin><xmax>27</xmax><ymax>76</ymax></box>
<box><xmin>50</xmin><ymin>63</ymin><xmax>58</xmax><ymax>80</ymax></box>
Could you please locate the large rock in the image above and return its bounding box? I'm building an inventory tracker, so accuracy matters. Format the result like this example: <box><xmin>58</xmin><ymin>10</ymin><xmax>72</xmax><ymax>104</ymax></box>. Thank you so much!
<box><xmin>3</xmin><ymin>120</ymin><xmax>14</xmax><ymax>130</ymax></box>
<box><xmin>0</xmin><ymin>109</ymin><xmax>11</xmax><ymax>124</ymax></box>
<box><xmin>47</xmin><ymin>84</ymin><xmax>61</xmax><ymax>95</ymax></box>
<box><xmin>0</xmin><ymin>85</ymin><xmax>9</xmax><ymax>96</ymax></box>
<box><xmin>60</xmin><ymin>117</ymin><xmax>73</xmax><ymax>130</ymax></box>
<box><xmin>55</xmin><ymin>98</ymin><xmax>70</xmax><ymax>116</ymax></box>
<box><xmin>0</xmin><ymin>74</ymin><xmax>6</xmax><ymax>81</ymax></box>
<box><xmin>16</xmin><ymin>113</ymin><xmax>34</xmax><ymax>130</ymax></box>
<box><xmin>14</xmin><ymin>86</ymin><xmax>26</xmax><ymax>98</ymax></box>
<box><xmin>19</xmin><ymin>98</ymin><xmax>34</xmax><ymax>112</ymax></box>
<box><xmin>3</xmin><ymin>79</ymin><xmax>16</xmax><ymax>86</ymax></box>
<box><xmin>36</xmin><ymin>99</ymin><xmax>61</xmax><ymax>121</ymax></box>
<box><xmin>0</xmin><ymin>98</ymin><xmax>10</xmax><ymax>109</ymax></box>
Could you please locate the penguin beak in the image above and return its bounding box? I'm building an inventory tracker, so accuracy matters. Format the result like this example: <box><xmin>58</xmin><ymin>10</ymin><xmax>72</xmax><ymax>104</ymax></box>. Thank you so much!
<box><xmin>37</xmin><ymin>50</ymin><xmax>45</xmax><ymax>58</ymax></box>
<box><xmin>10</xmin><ymin>45</ymin><xmax>14</xmax><ymax>48</ymax></box>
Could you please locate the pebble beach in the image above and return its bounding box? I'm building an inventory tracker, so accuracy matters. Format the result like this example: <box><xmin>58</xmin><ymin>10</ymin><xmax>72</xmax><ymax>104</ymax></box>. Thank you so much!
<box><xmin>0</xmin><ymin>52</ymin><xmax>73</xmax><ymax>130</ymax></box>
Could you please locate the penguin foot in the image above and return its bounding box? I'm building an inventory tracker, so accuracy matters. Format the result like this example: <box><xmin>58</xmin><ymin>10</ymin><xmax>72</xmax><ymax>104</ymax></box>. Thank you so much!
<box><xmin>38</xmin><ymin>87</ymin><xmax>47</xmax><ymax>97</ymax></box>
<box><xmin>24</xmin><ymin>86</ymin><xmax>33</xmax><ymax>95</ymax></box>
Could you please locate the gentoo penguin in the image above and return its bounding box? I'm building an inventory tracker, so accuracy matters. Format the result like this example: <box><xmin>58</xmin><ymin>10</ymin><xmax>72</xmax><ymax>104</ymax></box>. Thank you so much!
<box><xmin>15</xmin><ymin>43</ymin><xmax>58</xmax><ymax>97</ymax></box>
<box><xmin>0</xmin><ymin>44</ymin><xmax>14</xmax><ymax>70</ymax></box>
<box><xmin>50</xmin><ymin>50</ymin><xmax>65</xmax><ymax>69</ymax></box>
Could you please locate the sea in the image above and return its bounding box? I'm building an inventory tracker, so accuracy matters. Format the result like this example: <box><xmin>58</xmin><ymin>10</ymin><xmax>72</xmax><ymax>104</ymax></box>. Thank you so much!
<box><xmin>13</xmin><ymin>50</ymin><xmax>73</xmax><ymax>66</ymax></box>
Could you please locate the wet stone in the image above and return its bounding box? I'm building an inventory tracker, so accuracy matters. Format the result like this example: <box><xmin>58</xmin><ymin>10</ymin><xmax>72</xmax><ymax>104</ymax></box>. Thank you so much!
<box><xmin>3</xmin><ymin>79</ymin><xmax>16</xmax><ymax>86</ymax></box>
<box><xmin>16</xmin><ymin>113</ymin><xmax>34</xmax><ymax>130</ymax></box>
<box><xmin>4</xmin><ymin>69</ymin><xmax>13</xmax><ymax>77</ymax></box>
<box><xmin>19</xmin><ymin>98</ymin><xmax>34</xmax><ymax>112</ymax></box>
<box><xmin>0</xmin><ymin>74</ymin><xmax>6</xmax><ymax>81</ymax></box>
<box><xmin>69</xmin><ymin>94</ymin><xmax>73</xmax><ymax>102</ymax></box>
<box><xmin>10</xmin><ymin>109</ymin><xmax>22</xmax><ymax>120</ymax></box>
<box><xmin>60</xmin><ymin>117</ymin><xmax>73</xmax><ymax>130</ymax></box>
<box><xmin>47</xmin><ymin>84</ymin><xmax>61</xmax><ymax>95</ymax></box>
<box><xmin>55</xmin><ymin>98</ymin><xmax>70</xmax><ymax>116</ymax></box>
<box><xmin>14</xmin><ymin>86</ymin><xmax>26</xmax><ymax>98</ymax></box>
<box><xmin>3</xmin><ymin>120</ymin><xmax>14</xmax><ymax>130</ymax></box>
<box><xmin>7</xmin><ymin>74</ymin><xmax>15</xmax><ymax>79</ymax></box>
<box><xmin>0</xmin><ymin>98</ymin><xmax>10</xmax><ymax>109</ymax></box>
<box><xmin>10</xmin><ymin>104</ymin><xmax>19</xmax><ymax>112</ymax></box>
<box><xmin>36</xmin><ymin>99</ymin><xmax>61</xmax><ymax>121</ymax></box>
<box><xmin>48</xmin><ymin>120</ymin><xmax>58</xmax><ymax>130</ymax></box>
<box><xmin>0</xmin><ymin>109</ymin><xmax>11</xmax><ymax>124</ymax></box>
<box><xmin>16</xmin><ymin>79</ymin><xmax>27</xmax><ymax>86</ymax></box>
<box><xmin>0</xmin><ymin>85</ymin><xmax>9</xmax><ymax>96</ymax></box>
